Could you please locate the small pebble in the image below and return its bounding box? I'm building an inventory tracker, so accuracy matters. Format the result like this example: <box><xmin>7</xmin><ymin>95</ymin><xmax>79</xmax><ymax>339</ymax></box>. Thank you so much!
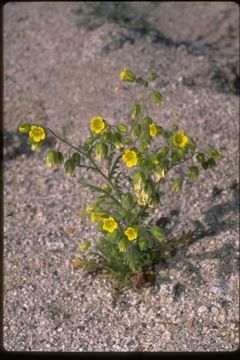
<box><xmin>197</xmin><ymin>306</ymin><xmax>209</xmax><ymax>315</ymax></box>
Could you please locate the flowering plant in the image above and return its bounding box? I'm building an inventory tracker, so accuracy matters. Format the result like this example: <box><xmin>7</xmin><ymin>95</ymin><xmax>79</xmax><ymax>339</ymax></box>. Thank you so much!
<box><xmin>18</xmin><ymin>69</ymin><xmax>222</xmax><ymax>287</ymax></box>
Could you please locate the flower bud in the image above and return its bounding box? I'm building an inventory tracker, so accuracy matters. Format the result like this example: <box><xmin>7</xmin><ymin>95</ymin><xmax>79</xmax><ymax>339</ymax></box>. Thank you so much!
<box><xmin>171</xmin><ymin>178</ymin><xmax>183</xmax><ymax>193</ymax></box>
<box><xmin>187</xmin><ymin>166</ymin><xmax>199</xmax><ymax>183</ymax></box>
<box><xmin>64</xmin><ymin>159</ymin><xmax>75</xmax><ymax>176</ymax></box>
<box><xmin>131</xmin><ymin>103</ymin><xmax>141</xmax><ymax>120</ymax></box>
<box><xmin>131</xmin><ymin>123</ymin><xmax>141</xmax><ymax>141</ymax></box>
<box><xmin>46</xmin><ymin>150</ymin><xmax>64</xmax><ymax>169</ymax></box>
<box><xmin>95</xmin><ymin>142</ymin><xmax>108</xmax><ymax>160</ymax></box>
<box><xmin>31</xmin><ymin>143</ymin><xmax>41</xmax><ymax>152</ymax></box>
<box><xmin>120</xmin><ymin>68</ymin><xmax>136</xmax><ymax>82</ymax></box>
<box><xmin>119</xmin><ymin>237</ymin><xmax>128</xmax><ymax>253</ymax></box>
<box><xmin>151</xmin><ymin>226</ymin><xmax>166</xmax><ymax>242</ymax></box>
<box><xmin>148</xmin><ymin>72</ymin><xmax>158</xmax><ymax>81</ymax></box>
<box><xmin>151</xmin><ymin>91</ymin><xmax>163</xmax><ymax>106</ymax></box>
<box><xmin>133</xmin><ymin>171</ymin><xmax>146</xmax><ymax>191</ymax></box>
<box><xmin>101</xmin><ymin>183</ymin><xmax>112</xmax><ymax>192</ymax></box>
<box><xmin>117</xmin><ymin>124</ymin><xmax>127</xmax><ymax>133</ymax></box>
<box><xmin>18</xmin><ymin>123</ymin><xmax>31</xmax><ymax>133</ymax></box>
<box><xmin>154</xmin><ymin>166</ymin><xmax>166</xmax><ymax>180</ymax></box>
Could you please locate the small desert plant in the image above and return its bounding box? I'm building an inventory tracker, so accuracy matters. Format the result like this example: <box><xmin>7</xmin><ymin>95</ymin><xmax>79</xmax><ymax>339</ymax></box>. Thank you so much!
<box><xmin>72</xmin><ymin>1</ymin><xmax>155</xmax><ymax>33</ymax></box>
<box><xmin>18</xmin><ymin>68</ymin><xmax>222</xmax><ymax>287</ymax></box>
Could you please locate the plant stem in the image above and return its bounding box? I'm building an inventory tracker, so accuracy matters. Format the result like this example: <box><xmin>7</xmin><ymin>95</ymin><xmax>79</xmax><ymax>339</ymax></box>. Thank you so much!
<box><xmin>80</xmin><ymin>181</ymin><xmax>122</xmax><ymax>207</ymax></box>
<box><xmin>46</xmin><ymin>127</ymin><xmax>121</xmax><ymax>199</ymax></box>
<box><xmin>168</xmin><ymin>152</ymin><xmax>196</xmax><ymax>168</ymax></box>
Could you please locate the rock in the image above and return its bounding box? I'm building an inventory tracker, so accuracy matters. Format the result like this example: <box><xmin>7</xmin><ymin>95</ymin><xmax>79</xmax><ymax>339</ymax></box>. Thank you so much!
<box><xmin>211</xmin><ymin>306</ymin><xmax>219</xmax><ymax>316</ymax></box>
<box><xmin>210</xmin><ymin>278</ymin><xmax>233</xmax><ymax>296</ymax></box>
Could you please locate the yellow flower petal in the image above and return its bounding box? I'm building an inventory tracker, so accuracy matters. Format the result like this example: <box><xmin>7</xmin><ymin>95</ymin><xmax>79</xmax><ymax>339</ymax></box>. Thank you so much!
<box><xmin>125</xmin><ymin>227</ymin><xmax>138</xmax><ymax>241</ymax></box>
<box><xmin>149</xmin><ymin>123</ymin><xmax>157</xmax><ymax>137</ymax></box>
<box><xmin>102</xmin><ymin>217</ymin><xmax>118</xmax><ymax>233</ymax></box>
<box><xmin>122</xmin><ymin>149</ymin><xmax>138</xmax><ymax>168</ymax></box>
<box><xmin>90</xmin><ymin>116</ymin><xmax>106</xmax><ymax>134</ymax></box>
<box><xmin>172</xmin><ymin>131</ymin><xmax>189</xmax><ymax>148</ymax></box>
<box><xmin>29</xmin><ymin>125</ymin><xmax>46</xmax><ymax>143</ymax></box>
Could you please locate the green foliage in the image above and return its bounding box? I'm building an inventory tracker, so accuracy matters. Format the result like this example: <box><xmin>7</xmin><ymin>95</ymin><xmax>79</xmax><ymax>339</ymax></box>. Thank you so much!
<box><xmin>18</xmin><ymin>68</ymin><xmax>222</xmax><ymax>287</ymax></box>
<box><xmin>72</xmin><ymin>2</ymin><xmax>153</xmax><ymax>32</ymax></box>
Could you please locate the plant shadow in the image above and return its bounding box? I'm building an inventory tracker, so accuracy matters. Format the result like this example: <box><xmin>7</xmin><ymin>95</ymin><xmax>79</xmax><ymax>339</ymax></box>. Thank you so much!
<box><xmin>154</xmin><ymin>181</ymin><xmax>239</xmax><ymax>289</ymax></box>
<box><xmin>4</xmin><ymin>129</ymin><xmax>56</xmax><ymax>161</ymax></box>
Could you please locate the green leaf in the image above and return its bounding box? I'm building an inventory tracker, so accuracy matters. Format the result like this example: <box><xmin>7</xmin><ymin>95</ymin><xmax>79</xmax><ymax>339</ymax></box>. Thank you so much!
<box><xmin>124</xmin><ymin>246</ymin><xmax>139</xmax><ymax>273</ymax></box>
<box><xmin>206</xmin><ymin>158</ymin><xmax>217</xmax><ymax>169</ymax></box>
<box><xmin>114</xmin><ymin>132</ymin><xmax>122</xmax><ymax>143</ymax></box>
<box><xmin>71</xmin><ymin>152</ymin><xmax>81</xmax><ymax>166</ymax></box>
<box><xmin>124</xmin><ymin>137</ymin><xmax>134</xmax><ymax>145</ymax></box>
<box><xmin>160</xmin><ymin>146</ymin><xmax>169</xmax><ymax>158</ymax></box>
<box><xmin>196</xmin><ymin>152</ymin><xmax>205</xmax><ymax>163</ymax></box>
<box><xmin>188</xmin><ymin>166</ymin><xmax>199</xmax><ymax>183</ymax></box>
<box><xmin>139</xmin><ymin>143</ymin><xmax>148</xmax><ymax>152</ymax></box>
<box><xmin>102</xmin><ymin>132</ymin><xmax>113</xmax><ymax>143</ymax></box>
<box><xmin>142</xmin><ymin>116</ymin><xmax>153</xmax><ymax>126</ymax></box>
<box><xmin>150</xmin><ymin>226</ymin><xmax>166</xmax><ymax>243</ymax></box>
<box><xmin>131</xmin><ymin>103</ymin><xmax>141</xmax><ymax>120</ymax></box>
<box><xmin>121</xmin><ymin>193</ymin><xmax>134</xmax><ymax>209</ymax></box>
<box><xmin>147</xmin><ymin>72</ymin><xmax>158</xmax><ymax>81</ymax></box>
<box><xmin>207</xmin><ymin>147</ymin><xmax>223</xmax><ymax>160</ymax></box>
<box><xmin>83</xmin><ymin>143</ymin><xmax>90</xmax><ymax>152</ymax></box>
<box><xmin>156</xmin><ymin>125</ymin><xmax>164</xmax><ymax>136</ymax></box>
<box><xmin>170</xmin><ymin>124</ymin><xmax>178</xmax><ymax>131</ymax></box>
<box><xmin>151</xmin><ymin>91</ymin><xmax>163</xmax><ymax>106</ymax></box>
<box><xmin>138</xmin><ymin>237</ymin><xmax>153</xmax><ymax>250</ymax></box>
<box><xmin>171</xmin><ymin>148</ymin><xmax>186</xmax><ymax>162</ymax></box>
<box><xmin>85</xmin><ymin>136</ymin><xmax>95</xmax><ymax>145</ymax></box>
<box><xmin>27</xmin><ymin>137</ymin><xmax>36</xmax><ymax>145</ymax></box>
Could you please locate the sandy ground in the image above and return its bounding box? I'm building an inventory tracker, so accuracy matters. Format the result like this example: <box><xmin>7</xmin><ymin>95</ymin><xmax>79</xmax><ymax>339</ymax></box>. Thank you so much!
<box><xmin>3</xmin><ymin>1</ymin><xmax>239</xmax><ymax>352</ymax></box>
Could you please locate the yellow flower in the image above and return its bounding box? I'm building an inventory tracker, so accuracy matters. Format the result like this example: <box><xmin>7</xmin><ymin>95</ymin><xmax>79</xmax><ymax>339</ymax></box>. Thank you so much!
<box><xmin>122</xmin><ymin>149</ymin><xmax>138</xmax><ymax>168</ymax></box>
<box><xmin>120</xmin><ymin>68</ymin><xmax>136</xmax><ymax>82</ymax></box>
<box><xmin>125</xmin><ymin>227</ymin><xmax>138</xmax><ymax>241</ymax></box>
<box><xmin>29</xmin><ymin>125</ymin><xmax>46</xmax><ymax>142</ymax></box>
<box><xmin>90</xmin><ymin>212</ymin><xmax>102</xmax><ymax>223</ymax></box>
<box><xmin>102</xmin><ymin>217</ymin><xmax>119</xmax><ymax>233</ymax></box>
<box><xmin>90</xmin><ymin>116</ymin><xmax>106</xmax><ymax>134</ymax></box>
<box><xmin>149</xmin><ymin>123</ymin><xmax>157</xmax><ymax>137</ymax></box>
<box><xmin>172</xmin><ymin>131</ymin><xmax>189</xmax><ymax>148</ymax></box>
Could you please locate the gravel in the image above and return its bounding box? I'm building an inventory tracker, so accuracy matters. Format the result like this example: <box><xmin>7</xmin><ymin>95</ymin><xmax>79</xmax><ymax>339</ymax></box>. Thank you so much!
<box><xmin>3</xmin><ymin>1</ymin><xmax>239</xmax><ymax>352</ymax></box>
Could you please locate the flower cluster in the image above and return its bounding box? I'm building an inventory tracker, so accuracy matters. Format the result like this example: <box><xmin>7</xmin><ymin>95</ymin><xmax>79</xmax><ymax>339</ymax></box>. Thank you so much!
<box><xmin>19</xmin><ymin>124</ymin><xmax>46</xmax><ymax>151</ymax></box>
<box><xmin>18</xmin><ymin>68</ymin><xmax>222</xmax><ymax>286</ymax></box>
